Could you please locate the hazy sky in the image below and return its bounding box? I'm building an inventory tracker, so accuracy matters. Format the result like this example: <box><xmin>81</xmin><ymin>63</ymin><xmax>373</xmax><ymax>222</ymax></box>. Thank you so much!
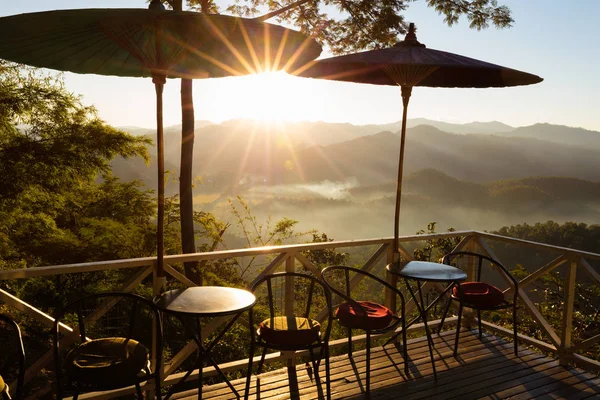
<box><xmin>4</xmin><ymin>1</ymin><xmax>600</xmax><ymax>131</ymax></box>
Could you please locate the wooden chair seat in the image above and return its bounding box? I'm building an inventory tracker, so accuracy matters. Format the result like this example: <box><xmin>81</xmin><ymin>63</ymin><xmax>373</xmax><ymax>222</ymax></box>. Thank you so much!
<box><xmin>258</xmin><ymin>316</ymin><xmax>321</xmax><ymax>347</ymax></box>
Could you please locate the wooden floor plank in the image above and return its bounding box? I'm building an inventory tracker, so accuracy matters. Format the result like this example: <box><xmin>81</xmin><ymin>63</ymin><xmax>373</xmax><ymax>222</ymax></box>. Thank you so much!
<box><xmin>176</xmin><ymin>329</ymin><xmax>600</xmax><ymax>400</ymax></box>
<box><xmin>506</xmin><ymin>368</ymin><xmax>597</xmax><ymax>400</ymax></box>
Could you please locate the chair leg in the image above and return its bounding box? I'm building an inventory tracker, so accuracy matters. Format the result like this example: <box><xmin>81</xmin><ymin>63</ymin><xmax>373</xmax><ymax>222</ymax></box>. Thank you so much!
<box><xmin>347</xmin><ymin>327</ymin><xmax>353</xmax><ymax>358</ymax></box>
<box><xmin>155</xmin><ymin>372</ymin><xmax>162</xmax><ymax>400</ymax></box>
<box><xmin>257</xmin><ymin>347</ymin><xmax>268</xmax><ymax>375</ymax></box>
<box><xmin>402</xmin><ymin>321</ymin><xmax>409</xmax><ymax>376</ymax></box>
<box><xmin>308</xmin><ymin>347</ymin><xmax>318</xmax><ymax>378</ymax></box>
<box><xmin>135</xmin><ymin>382</ymin><xmax>143</xmax><ymax>399</ymax></box>
<box><xmin>244</xmin><ymin>341</ymin><xmax>255</xmax><ymax>400</ymax></box>
<box><xmin>438</xmin><ymin>297</ymin><xmax>453</xmax><ymax>334</ymax></box>
<box><xmin>325</xmin><ymin>344</ymin><xmax>331</xmax><ymax>400</ymax></box>
<box><xmin>477</xmin><ymin>309</ymin><xmax>483</xmax><ymax>338</ymax></box>
<box><xmin>365</xmin><ymin>331</ymin><xmax>371</xmax><ymax>399</ymax></box>
<box><xmin>513</xmin><ymin>304</ymin><xmax>519</xmax><ymax>356</ymax></box>
<box><xmin>454</xmin><ymin>303</ymin><xmax>463</xmax><ymax>357</ymax></box>
<box><xmin>2</xmin><ymin>387</ymin><xmax>12</xmax><ymax>400</ymax></box>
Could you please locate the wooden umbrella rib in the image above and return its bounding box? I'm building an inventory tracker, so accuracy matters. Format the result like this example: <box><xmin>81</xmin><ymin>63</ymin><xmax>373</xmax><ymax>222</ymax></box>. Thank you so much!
<box><xmin>102</xmin><ymin>22</ymin><xmax>149</xmax><ymax>76</ymax></box>
<box><xmin>203</xmin><ymin>16</ymin><xmax>258</xmax><ymax>75</ymax></box>
<box><xmin>159</xmin><ymin>30</ymin><xmax>195</xmax><ymax>74</ymax></box>
<box><xmin>236</xmin><ymin>19</ymin><xmax>264</xmax><ymax>73</ymax></box>
<box><xmin>383</xmin><ymin>64</ymin><xmax>439</xmax><ymax>86</ymax></box>
<box><xmin>281</xmin><ymin>30</ymin><xmax>315</xmax><ymax>73</ymax></box>
<box><xmin>3</xmin><ymin>24</ymin><xmax>105</xmax><ymax>66</ymax></box>
<box><xmin>78</xmin><ymin>21</ymin><xmax>147</xmax><ymax>75</ymax></box>
<box><xmin>43</xmin><ymin>26</ymin><xmax>126</xmax><ymax>74</ymax></box>
<box><xmin>100</xmin><ymin>20</ymin><xmax>158</xmax><ymax>70</ymax></box>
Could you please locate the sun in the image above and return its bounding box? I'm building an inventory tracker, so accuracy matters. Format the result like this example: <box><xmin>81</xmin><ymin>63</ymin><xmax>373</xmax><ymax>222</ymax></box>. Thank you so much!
<box><xmin>201</xmin><ymin>70</ymin><xmax>318</xmax><ymax>123</ymax></box>
<box><xmin>238</xmin><ymin>71</ymin><xmax>304</xmax><ymax>122</ymax></box>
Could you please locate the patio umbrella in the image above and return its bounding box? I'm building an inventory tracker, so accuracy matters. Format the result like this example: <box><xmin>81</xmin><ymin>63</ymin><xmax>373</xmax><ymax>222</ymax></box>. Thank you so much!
<box><xmin>297</xmin><ymin>23</ymin><xmax>542</xmax><ymax>254</ymax></box>
<box><xmin>0</xmin><ymin>1</ymin><xmax>321</xmax><ymax>291</ymax></box>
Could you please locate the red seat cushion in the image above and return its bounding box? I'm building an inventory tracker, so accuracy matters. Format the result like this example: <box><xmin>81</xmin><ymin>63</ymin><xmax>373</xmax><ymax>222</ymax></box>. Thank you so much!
<box><xmin>258</xmin><ymin>316</ymin><xmax>321</xmax><ymax>347</ymax></box>
<box><xmin>453</xmin><ymin>282</ymin><xmax>505</xmax><ymax>309</ymax></box>
<box><xmin>336</xmin><ymin>301</ymin><xmax>393</xmax><ymax>331</ymax></box>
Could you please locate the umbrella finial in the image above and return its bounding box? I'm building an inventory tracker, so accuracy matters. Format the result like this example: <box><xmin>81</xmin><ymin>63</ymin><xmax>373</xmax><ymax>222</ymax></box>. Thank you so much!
<box><xmin>406</xmin><ymin>23</ymin><xmax>417</xmax><ymax>41</ymax></box>
<box><xmin>149</xmin><ymin>0</ymin><xmax>166</xmax><ymax>11</ymax></box>
<box><xmin>395</xmin><ymin>22</ymin><xmax>426</xmax><ymax>48</ymax></box>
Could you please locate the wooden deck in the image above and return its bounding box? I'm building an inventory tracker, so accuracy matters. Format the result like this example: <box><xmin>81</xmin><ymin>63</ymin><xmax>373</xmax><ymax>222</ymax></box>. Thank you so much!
<box><xmin>172</xmin><ymin>329</ymin><xmax>600</xmax><ymax>400</ymax></box>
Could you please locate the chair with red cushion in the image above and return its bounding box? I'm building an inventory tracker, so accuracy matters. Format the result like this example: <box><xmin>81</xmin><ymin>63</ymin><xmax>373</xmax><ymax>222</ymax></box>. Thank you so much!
<box><xmin>321</xmin><ymin>266</ymin><xmax>408</xmax><ymax>399</ymax></box>
<box><xmin>439</xmin><ymin>252</ymin><xmax>519</xmax><ymax>356</ymax></box>
<box><xmin>245</xmin><ymin>272</ymin><xmax>332</xmax><ymax>400</ymax></box>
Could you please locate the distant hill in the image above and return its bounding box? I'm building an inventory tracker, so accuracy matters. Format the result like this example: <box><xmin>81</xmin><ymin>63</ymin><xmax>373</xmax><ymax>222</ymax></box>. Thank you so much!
<box><xmin>279</xmin><ymin>125</ymin><xmax>600</xmax><ymax>184</ymax></box>
<box><xmin>498</xmin><ymin>123</ymin><xmax>600</xmax><ymax>149</ymax></box>
<box><xmin>365</xmin><ymin>119</ymin><xmax>514</xmax><ymax>134</ymax></box>
<box><xmin>112</xmin><ymin>119</ymin><xmax>600</xmax><ymax>190</ymax></box>
<box><xmin>351</xmin><ymin>169</ymin><xmax>600</xmax><ymax>210</ymax></box>
<box><xmin>118</xmin><ymin>120</ymin><xmax>214</xmax><ymax>137</ymax></box>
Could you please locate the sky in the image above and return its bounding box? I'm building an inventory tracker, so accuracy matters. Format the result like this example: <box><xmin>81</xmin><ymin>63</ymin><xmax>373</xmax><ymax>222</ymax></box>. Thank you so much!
<box><xmin>3</xmin><ymin>1</ymin><xmax>600</xmax><ymax>132</ymax></box>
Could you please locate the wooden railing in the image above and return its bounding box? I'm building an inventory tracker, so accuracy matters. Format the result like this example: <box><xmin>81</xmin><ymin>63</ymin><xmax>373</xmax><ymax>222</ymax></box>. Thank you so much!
<box><xmin>0</xmin><ymin>230</ymin><xmax>599</xmax><ymax>399</ymax></box>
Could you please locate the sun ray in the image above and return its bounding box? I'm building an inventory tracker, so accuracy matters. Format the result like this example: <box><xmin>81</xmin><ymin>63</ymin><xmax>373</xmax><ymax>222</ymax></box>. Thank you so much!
<box><xmin>236</xmin><ymin>121</ymin><xmax>260</xmax><ymax>184</ymax></box>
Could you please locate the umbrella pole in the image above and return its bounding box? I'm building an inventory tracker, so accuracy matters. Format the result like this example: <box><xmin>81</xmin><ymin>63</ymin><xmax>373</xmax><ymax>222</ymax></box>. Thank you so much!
<box><xmin>153</xmin><ymin>75</ymin><xmax>167</xmax><ymax>295</ymax></box>
<box><xmin>394</xmin><ymin>85</ymin><xmax>412</xmax><ymax>255</ymax></box>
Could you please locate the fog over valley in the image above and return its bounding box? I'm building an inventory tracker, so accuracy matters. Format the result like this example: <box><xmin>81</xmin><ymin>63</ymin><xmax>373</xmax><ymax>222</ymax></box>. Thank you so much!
<box><xmin>114</xmin><ymin>119</ymin><xmax>600</xmax><ymax>240</ymax></box>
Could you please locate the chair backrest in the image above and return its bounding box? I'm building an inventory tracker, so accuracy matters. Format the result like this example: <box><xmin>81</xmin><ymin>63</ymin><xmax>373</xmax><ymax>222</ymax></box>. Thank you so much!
<box><xmin>0</xmin><ymin>314</ymin><xmax>25</xmax><ymax>400</ymax></box>
<box><xmin>52</xmin><ymin>292</ymin><xmax>162</xmax><ymax>394</ymax></box>
<box><xmin>442</xmin><ymin>251</ymin><xmax>518</xmax><ymax>289</ymax></box>
<box><xmin>321</xmin><ymin>265</ymin><xmax>405</xmax><ymax>315</ymax></box>
<box><xmin>250</xmin><ymin>272</ymin><xmax>333</xmax><ymax>342</ymax></box>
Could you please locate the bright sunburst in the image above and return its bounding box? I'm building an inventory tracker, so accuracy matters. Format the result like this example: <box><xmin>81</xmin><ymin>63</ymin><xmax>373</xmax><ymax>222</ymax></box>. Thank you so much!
<box><xmin>201</xmin><ymin>70</ymin><xmax>317</xmax><ymax>123</ymax></box>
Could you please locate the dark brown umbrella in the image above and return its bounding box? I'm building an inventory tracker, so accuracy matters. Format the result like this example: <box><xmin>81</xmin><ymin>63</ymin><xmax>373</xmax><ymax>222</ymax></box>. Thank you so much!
<box><xmin>0</xmin><ymin>1</ymin><xmax>321</xmax><ymax>291</ymax></box>
<box><xmin>297</xmin><ymin>23</ymin><xmax>542</xmax><ymax>254</ymax></box>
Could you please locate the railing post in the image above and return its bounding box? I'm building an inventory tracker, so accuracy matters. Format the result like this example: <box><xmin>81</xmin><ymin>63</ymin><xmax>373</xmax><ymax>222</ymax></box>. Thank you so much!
<box><xmin>559</xmin><ymin>258</ymin><xmax>577</xmax><ymax>365</ymax></box>
<box><xmin>385</xmin><ymin>245</ymin><xmax>398</xmax><ymax>311</ymax></box>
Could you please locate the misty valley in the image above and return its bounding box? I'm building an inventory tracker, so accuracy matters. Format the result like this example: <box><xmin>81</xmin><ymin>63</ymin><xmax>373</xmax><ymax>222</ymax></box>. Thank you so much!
<box><xmin>115</xmin><ymin>118</ymin><xmax>600</xmax><ymax>240</ymax></box>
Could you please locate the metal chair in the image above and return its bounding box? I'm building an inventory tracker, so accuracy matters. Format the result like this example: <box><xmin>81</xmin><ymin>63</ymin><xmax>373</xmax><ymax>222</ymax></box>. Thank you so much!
<box><xmin>53</xmin><ymin>292</ymin><xmax>162</xmax><ymax>400</ymax></box>
<box><xmin>321</xmin><ymin>266</ymin><xmax>408</xmax><ymax>399</ymax></box>
<box><xmin>0</xmin><ymin>315</ymin><xmax>25</xmax><ymax>400</ymax></box>
<box><xmin>439</xmin><ymin>251</ymin><xmax>519</xmax><ymax>356</ymax></box>
<box><xmin>244</xmin><ymin>272</ymin><xmax>332</xmax><ymax>400</ymax></box>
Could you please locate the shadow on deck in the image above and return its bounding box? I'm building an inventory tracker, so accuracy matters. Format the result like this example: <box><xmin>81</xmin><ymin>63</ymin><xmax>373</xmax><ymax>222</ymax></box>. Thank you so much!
<box><xmin>173</xmin><ymin>329</ymin><xmax>600</xmax><ymax>400</ymax></box>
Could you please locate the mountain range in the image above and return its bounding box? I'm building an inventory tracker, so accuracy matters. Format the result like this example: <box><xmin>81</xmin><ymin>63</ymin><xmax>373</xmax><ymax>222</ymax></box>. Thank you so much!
<box><xmin>110</xmin><ymin>118</ymin><xmax>600</xmax><ymax>237</ymax></box>
<box><xmin>114</xmin><ymin>118</ymin><xmax>600</xmax><ymax>191</ymax></box>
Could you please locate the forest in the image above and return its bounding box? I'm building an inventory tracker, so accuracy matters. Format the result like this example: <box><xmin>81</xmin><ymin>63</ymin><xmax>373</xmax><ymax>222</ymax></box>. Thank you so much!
<box><xmin>1</xmin><ymin>61</ymin><xmax>599</xmax><ymax>396</ymax></box>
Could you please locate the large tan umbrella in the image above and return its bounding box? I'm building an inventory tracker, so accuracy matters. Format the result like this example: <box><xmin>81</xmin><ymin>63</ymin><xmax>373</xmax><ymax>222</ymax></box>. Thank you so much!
<box><xmin>0</xmin><ymin>0</ymin><xmax>321</xmax><ymax>291</ymax></box>
<box><xmin>297</xmin><ymin>23</ymin><xmax>542</xmax><ymax>254</ymax></box>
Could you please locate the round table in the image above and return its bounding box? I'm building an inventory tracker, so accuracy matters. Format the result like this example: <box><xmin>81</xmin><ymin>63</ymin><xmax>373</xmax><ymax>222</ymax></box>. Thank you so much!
<box><xmin>154</xmin><ymin>286</ymin><xmax>256</xmax><ymax>400</ymax></box>
<box><xmin>386</xmin><ymin>260</ymin><xmax>467</xmax><ymax>379</ymax></box>
<box><xmin>387</xmin><ymin>260</ymin><xmax>467</xmax><ymax>282</ymax></box>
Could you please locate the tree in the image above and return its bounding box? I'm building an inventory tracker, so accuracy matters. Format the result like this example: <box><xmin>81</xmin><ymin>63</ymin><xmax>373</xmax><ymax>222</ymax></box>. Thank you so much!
<box><xmin>158</xmin><ymin>0</ymin><xmax>512</xmax><ymax>283</ymax></box>
<box><xmin>0</xmin><ymin>62</ymin><xmax>159</xmax><ymax>308</ymax></box>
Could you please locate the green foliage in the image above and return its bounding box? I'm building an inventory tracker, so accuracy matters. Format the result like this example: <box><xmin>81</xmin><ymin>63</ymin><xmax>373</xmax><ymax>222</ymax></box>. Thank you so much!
<box><xmin>225</xmin><ymin>0</ymin><xmax>512</xmax><ymax>54</ymax></box>
<box><xmin>302</xmin><ymin>232</ymin><xmax>348</xmax><ymax>268</ymax></box>
<box><xmin>225</xmin><ymin>196</ymin><xmax>347</xmax><ymax>279</ymax></box>
<box><xmin>425</xmin><ymin>0</ymin><xmax>513</xmax><ymax>30</ymax></box>
<box><xmin>412</xmin><ymin>222</ymin><xmax>461</xmax><ymax>262</ymax></box>
<box><xmin>161</xmin><ymin>1</ymin><xmax>512</xmax><ymax>55</ymax></box>
<box><xmin>493</xmin><ymin>221</ymin><xmax>600</xmax><ymax>252</ymax></box>
<box><xmin>0</xmin><ymin>64</ymin><xmax>155</xmax><ymax>269</ymax></box>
